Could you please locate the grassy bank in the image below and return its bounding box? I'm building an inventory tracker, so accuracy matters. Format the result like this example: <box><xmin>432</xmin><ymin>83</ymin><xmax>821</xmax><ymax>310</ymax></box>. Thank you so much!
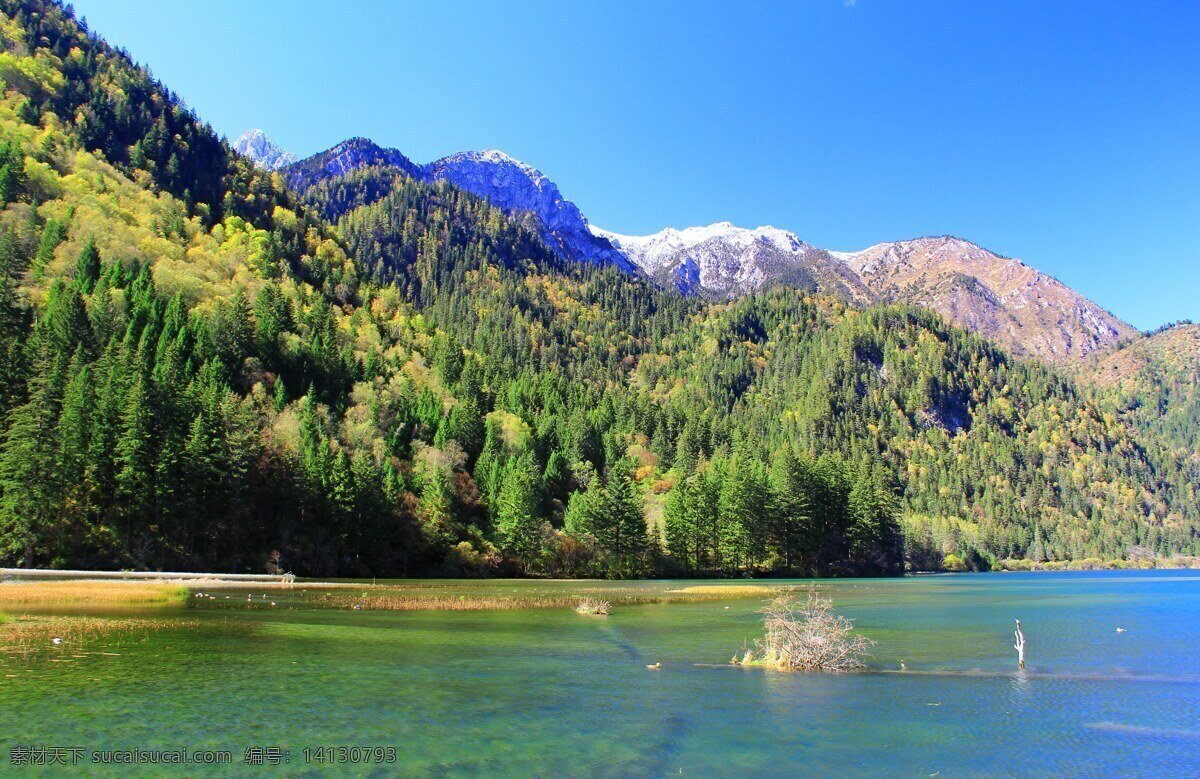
<box><xmin>0</xmin><ymin>581</ymin><xmax>190</xmax><ymax>607</ymax></box>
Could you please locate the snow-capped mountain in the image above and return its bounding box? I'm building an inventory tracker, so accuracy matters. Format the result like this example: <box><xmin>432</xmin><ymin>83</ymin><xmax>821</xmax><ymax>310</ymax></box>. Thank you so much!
<box><xmin>413</xmin><ymin>147</ymin><xmax>1133</xmax><ymax>359</ymax></box>
<box><xmin>422</xmin><ymin>150</ymin><xmax>632</xmax><ymax>272</ymax></box>
<box><xmin>273</xmin><ymin>131</ymin><xmax>1137</xmax><ymax>362</ymax></box>
<box><xmin>233</xmin><ymin>129</ymin><xmax>296</xmax><ymax>171</ymax></box>
<box><xmin>592</xmin><ymin>222</ymin><xmax>871</xmax><ymax>301</ymax></box>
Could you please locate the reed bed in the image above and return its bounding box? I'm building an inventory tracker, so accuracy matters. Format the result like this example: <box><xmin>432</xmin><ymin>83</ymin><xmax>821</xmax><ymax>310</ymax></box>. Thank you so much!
<box><xmin>0</xmin><ymin>580</ymin><xmax>190</xmax><ymax>607</ymax></box>
<box><xmin>312</xmin><ymin>584</ymin><xmax>787</xmax><ymax>612</ymax></box>
<box><xmin>0</xmin><ymin>614</ymin><xmax>201</xmax><ymax>659</ymax></box>
<box><xmin>178</xmin><ymin>579</ymin><xmax>442</xmax><ymax>590</ymax></box>
<box><xmin>665</xmin><ymin>585</ymin><xmax>782</xmax><ymax>597</ymax></box>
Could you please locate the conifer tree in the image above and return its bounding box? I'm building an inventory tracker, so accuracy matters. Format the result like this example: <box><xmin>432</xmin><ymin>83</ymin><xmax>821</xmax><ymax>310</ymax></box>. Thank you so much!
<box><xmin>73</xmin><ymin>239</ymin><xmax>101</xmax><ymax>294</ymax></box>
<box><xmin>494</xmin><ymin>452</ymin><xmax>543</xmax><ymax>570</ymax></box>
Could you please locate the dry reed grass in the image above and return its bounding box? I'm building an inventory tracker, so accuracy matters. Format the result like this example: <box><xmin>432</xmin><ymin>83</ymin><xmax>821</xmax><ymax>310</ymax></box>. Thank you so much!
<box><xmin>313</xmin><ymin>583</ymin><xmax>786</xmax><ymax>612</ymax></box>
<box><xmin>0</xmin><ymin>614</ymin><xmax>201</xmax><ymax>658</ymax></box>
<box><xmin>0</xmin><ymin>581</ymin><xmax>190</xmax><ymax>607</ymax></box>
<box><xmin>666</xmin><ymin>585</ymin><xmax>780</xmax><ymax>597</ymax></box>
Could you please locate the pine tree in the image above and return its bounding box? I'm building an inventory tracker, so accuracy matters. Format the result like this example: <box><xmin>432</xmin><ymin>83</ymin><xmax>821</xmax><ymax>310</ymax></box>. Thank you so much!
<box><xmin>769</xmin><ymin>450</ymin><xmax>811</xmax><ymax>571</ymax></box>
<box><xmin>606</xmin><ymin>459</ymin><xmax>648</xmax><ymax>577</ymax></box>
<box><xmin>418</xmin><ymin>464</ymin><xmax>456</xmax><ymax>554</ymax></box>
<box><xmin>57</xmin><ymin>353</ymin><xmax>96</xmax><ymax>545</ymax></box>
<box><xmin>493</xmin><ymin>452</ymin><xmax>543</xmax><ymax>570</ymax></box>
<box><xmin>73</xmin><ymin>239</ymin><xmax>102</xmax><ymax>295</ymax></box>
<box><xmin>114</xmin><ymin>375</ymin><xmax>156</xmax><ymax>553</ymax></box>
<box><xmin>0</xmin><ymin>355</ymin><xmax>68</xmax><ymax>565</ymax></box>
<box><xmin>663</xmin><ymin>475</ymin><xmax>696</xmax><ymax>572</ymax></box>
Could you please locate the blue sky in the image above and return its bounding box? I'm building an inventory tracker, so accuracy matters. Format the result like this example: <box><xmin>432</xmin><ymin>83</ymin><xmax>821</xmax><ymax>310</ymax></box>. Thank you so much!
<box><xmin>74</xmin><ymin>0</ymin><xmax>1198</xmax><ymax>329</ymax></box>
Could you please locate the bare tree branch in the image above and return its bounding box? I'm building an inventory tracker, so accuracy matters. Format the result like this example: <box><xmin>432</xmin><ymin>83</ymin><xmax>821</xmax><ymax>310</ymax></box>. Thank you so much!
<box><xmin>740</xmin><ymin>588</ymin><xmax>874</xmax><ymax>672</ymax></box>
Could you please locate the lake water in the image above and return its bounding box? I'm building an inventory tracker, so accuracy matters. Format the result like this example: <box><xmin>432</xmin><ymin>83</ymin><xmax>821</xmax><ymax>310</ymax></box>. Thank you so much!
<box><xmin>2</xmin><ymin>571</ymin><xmax>1198</xmax><ymax>777</ymax></box>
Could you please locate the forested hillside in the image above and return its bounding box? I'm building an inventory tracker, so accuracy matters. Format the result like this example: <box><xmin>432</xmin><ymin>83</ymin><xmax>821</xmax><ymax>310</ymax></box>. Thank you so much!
<box><xmin>1079</xmin><ymin>322</ymin><xmax>1200</xmax><ymax>558</ymax></box>
<box><xmin>0</xmin><ymin>1</ymin><xmax>1194</xmax><ymax>577</ymax></box>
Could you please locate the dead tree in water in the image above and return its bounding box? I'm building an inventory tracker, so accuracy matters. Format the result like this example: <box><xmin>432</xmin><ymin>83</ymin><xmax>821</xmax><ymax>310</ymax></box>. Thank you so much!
<box><xmin>1013</xmin><ymin>619</ymin><xmax>1026</xmax><ymax>669</ymax></box>
<box><xmin>741</xmin><ymin>589</ymin><xmax>874</xmax><ymax>672</ymax></box>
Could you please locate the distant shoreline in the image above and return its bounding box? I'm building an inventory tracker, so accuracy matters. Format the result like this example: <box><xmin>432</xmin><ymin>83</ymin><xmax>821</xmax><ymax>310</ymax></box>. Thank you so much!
<box><xmin>0</xmin><ymin>569</ymin><xmax>290</xmax><ymax>583</ymax></box>
<box><xmin>4</xmin><ymin>564</ymin><xmax>1198</xmax><ymax>584</ymax></box>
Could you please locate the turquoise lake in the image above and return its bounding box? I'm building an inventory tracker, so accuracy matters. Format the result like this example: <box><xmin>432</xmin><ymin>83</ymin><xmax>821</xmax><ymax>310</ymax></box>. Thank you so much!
<box><xmin>1</xmin><ymin>571</ymin><xmax>1198</xmax><ymax>777</ymax></box>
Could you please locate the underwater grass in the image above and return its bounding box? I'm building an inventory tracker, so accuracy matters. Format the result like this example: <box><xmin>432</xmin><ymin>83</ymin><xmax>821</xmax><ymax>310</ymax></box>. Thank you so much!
<box><xmin>0</xmin><ymin>580</ymin><xmax>190</xmax><ymax>607</ymax></box>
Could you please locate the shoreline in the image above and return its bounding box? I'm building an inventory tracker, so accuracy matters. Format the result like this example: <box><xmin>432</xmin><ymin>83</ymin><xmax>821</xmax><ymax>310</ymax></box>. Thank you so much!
<box><xmin>0</xmin><ymin>568</ymin><xmax>291</xmax><ymax>583</ymax></box>
<box><xmin>4</xmin><ymin>565</ymin><xmax>1199</xmax><ymax>585</ymax></box>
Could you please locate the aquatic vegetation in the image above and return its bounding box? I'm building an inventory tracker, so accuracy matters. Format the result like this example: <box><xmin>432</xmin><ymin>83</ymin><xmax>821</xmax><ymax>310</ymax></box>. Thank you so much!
<box><xmin>573</xmin><ymin>598</ymin><xmax>611</xmax><ymax>615</ymax></box>
<box><xmin>0</xmin><ymin>615</ymin><xmax>201</xmax><ymax>658</ymax></box>
<box><xmin>307</xmin><ymin>582</ymin><xmax>782</xmax><ymax>611</ymax></box>
<box><xmin>738</xmin><ymin>590</ymin><xmax>874</xmax><ymax>672</ymax></box>
<box><xmin>667</xmin><ymin>585</ymin><xmax>780</xmax><ymax>597</ymax></box>
<box><xmin>318</xmin><ymin>591</ymin><xmax>599</xmax><ymax>611</ymax></box>
<box><xmin>0</xmin><ymin>581</ymin><xmax>190</xmax><ymax>607</ymax></box>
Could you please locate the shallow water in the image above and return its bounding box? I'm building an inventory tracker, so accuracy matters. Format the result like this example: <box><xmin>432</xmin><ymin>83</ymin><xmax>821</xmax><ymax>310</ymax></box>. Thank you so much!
<box><xmin>2</xmin><ymin>571</ymin><xmax>1197</xmax><ymax>777</ymax></box>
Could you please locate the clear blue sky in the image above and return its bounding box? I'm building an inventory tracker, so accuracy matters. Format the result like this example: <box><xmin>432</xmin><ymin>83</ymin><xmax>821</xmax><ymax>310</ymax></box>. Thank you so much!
<box><xmin>74</xmin><ymin>0</ymin><xmax>1198</xmax><ymax>329</ymax></box>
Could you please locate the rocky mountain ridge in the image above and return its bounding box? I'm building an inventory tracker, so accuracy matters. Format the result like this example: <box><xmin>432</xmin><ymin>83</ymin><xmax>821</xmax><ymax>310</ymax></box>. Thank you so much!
<box><xmin>245</xmin><ymin>129</ymin><xmax>1141</xmax><ymax>362</ymax></box>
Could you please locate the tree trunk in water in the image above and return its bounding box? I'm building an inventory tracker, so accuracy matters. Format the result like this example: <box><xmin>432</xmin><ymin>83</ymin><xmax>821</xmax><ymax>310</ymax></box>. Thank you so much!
<box><xmin>1014</xmin><ymin>619</ymin><xmax>1026</xmax><ymax>669</ymax></box>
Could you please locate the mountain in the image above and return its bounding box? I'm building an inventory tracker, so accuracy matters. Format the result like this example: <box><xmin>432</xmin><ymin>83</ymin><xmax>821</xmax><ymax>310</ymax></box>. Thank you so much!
<box><xmin>282</xmin><ymin>137</ymin><xmax>422</xmax><ymax>194</ymax></box>
<box><xmin>277</xmin><ymin>143</ymin><xmax>632</xmax><ymax>272</ymax></box>
<box><xmin>1081</xmin><ymin>321</ymin><xmax>1200</xmax><ymax>393</ymax></box>
<box><xmin>593</xmin><ymin>222</ymin><xmax>872</xmax><ymax>302</ymax></box>
<box><xmin>276</xmin><ymin>134</ymin><xmax>1137</xmax><ymax>363</ymax></box>
<box><xmin>593</xmin><ymin>224</ymin><xmax>1134</xmax><ymax>361</ymax></box>
<box><xmin>832</xmin><ymin>237</ymin><xmax>1139</xmax><ymax>362</ymax></box>
<box><xmin>233</xmin><ymin>129</ymin><xmax>297</xmax><ymax>171</ymax></box>
<box><xmin>422</xmin><ymin>150</ymin><xmax>633</xmax><ymax>272</ymax></box>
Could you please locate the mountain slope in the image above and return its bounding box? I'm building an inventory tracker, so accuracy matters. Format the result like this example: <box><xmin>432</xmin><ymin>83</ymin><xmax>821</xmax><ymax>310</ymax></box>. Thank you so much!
<box><xmin>833</xmin><ymin>237</ymin><xmax>1138</xmax><ymax>361</ymax></box>
<box><xmin>422</xmin><ymin>150</ymin><xmax>633</xmax><ymax>272</ymax></box>
<box><xmin>283</xmin><ymin>137</ymin><xmax>422</xmax><ymax>194</ymax></box>
<box><xmin>305</xmin><ymin>160</ymin><xmax>1200</xmax><ymax>567</ymax></box>
<box><xmin>1081</xmin><ymin>323</ymin><xmax>1200</xmax><ymax>473</ymax></box>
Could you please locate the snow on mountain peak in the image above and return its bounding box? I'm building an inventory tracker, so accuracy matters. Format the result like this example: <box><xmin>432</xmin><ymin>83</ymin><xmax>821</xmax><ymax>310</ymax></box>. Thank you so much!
<box><xmin>591</xmin><ymin>221</ymin><xmax>811</xmax><ymax>273</ymax></box>
<box><xmin>233</xmin><ymin>129</ymin><xmax>296</xmax><ymax>171</ymax></box>
<box><xmin>428</xmin><ymin>149</ymin><xmax>543</xmax><ymax>181</ymax></box>
<box><xmin>477</xmin><ymin>149</ymin><xmax>525</xmax><ymax>166</ymax></box>
<box><xmin>589</xmin><ymin>221</ymin><xmax>854</xmax><ymax>297</ymax></box>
